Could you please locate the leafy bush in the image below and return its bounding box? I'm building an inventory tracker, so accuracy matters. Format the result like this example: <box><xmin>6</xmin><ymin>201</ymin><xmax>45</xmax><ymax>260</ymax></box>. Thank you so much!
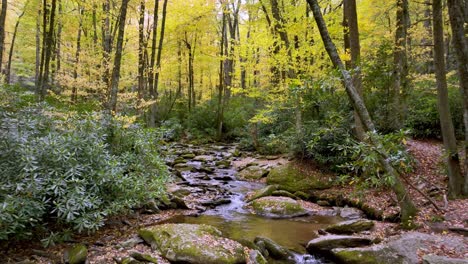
<box><xmin>0</xmin><ymin>108</ymin><xmax>168</xmax><ymax>240</ymax></box>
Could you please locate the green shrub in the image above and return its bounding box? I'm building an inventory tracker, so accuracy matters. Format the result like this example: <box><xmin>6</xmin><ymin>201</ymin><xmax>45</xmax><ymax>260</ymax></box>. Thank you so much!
<box><xmin>0</xmin><ymin>108</ymin><xmax>168</xmax><ymax>240</ymax></box>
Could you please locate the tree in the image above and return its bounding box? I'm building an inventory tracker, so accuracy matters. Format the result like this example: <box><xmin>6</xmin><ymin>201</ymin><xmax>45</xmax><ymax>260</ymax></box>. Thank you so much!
<box><xmin>307</xmin><ymin>0</ymin><xmax>417</xmax><ymax>227</ymax></box>
<box><xmin>6</xmin><ymin>3</ymin><xmax>28</xmax><ymax>84</ymax></box>
<box><xmin>107</xmin><ymin>0</ymin><xmax>130</xmax><ymax>112</ymax></box>
<box><xmin>0</xmin><ymin>0</ymin><xmax>7</xmax><ymax>76</ymax></box>
<box><xmin>447</xmin><ymin>0</ymin><xmax>468</xmax><ymax>195</ymax></box>
<box><xmin>343</xmin><ymin>0</ymin><xmax>365</xmax><ymax>140</ymax></box>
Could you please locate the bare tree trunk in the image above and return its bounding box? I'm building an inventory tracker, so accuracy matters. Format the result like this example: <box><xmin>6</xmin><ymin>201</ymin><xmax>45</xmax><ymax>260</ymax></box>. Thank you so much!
<box><xmin>138</xmin><ymin>1</ymin><xmax>146</xmax><ymax>100</ymax></box>
<box><xmin>447</xmin><ymin>0</ymin><xmax>468</xmax><ymax>195</ymax></box>
<box><xmin>390</xmin><ymin>0</ymin><xmax>410</xmax><ymax>131</ymax></box>
<box><xmin>217</xmin><ymin>11</ymin><xmax>226</xmax><ymax>140</ymax></box>
<box><xmin>6</xmin><ymin>6</ymin><xmax>27</xmax><ymax>84</ymax></box>
<box><xmin>102</xmin><ymin>0</ymin><xmax>112</xmax><ymax>89</ymax></box>
<box><xmin>154</xmin><ymin>0</ymin><xmax>168</xmax><ymax>94</ymax></box>
<box><xmin>72</xmin><ymin>6</ymin><xmax>84</xmax><ymax>104</ymax></box>
<box><xmin>344</xmin><ymin>0</ymin><xmax>365</xmax><ymax>140</ymax></box>
<box><xmin>148</xmin><ymin>0</ymin><xmax>159</xmax><ymax>98</ymax></box>
<box><xmin>307</xmin><ymin>0</ymin><xmax>417</xmax><ymax>227</ymax></box>
<box><xmin>433</xmin><ymin>0</ymin><xmax>465</xmax><ymax>199</ymax></box>
<box><xmin>35</xmin><ymin>3</ymin><xmax>41</xmax><ymax>90</ymax></box>
<box><xmin>54</xmin><ymin>0</ymin><xmax>62</xmax><ymax>84</ymax></box>
<box><xmin>0</xmin><ymin>0</ymin><xmax>7</xmax><ymax>76</ymax></box>
<box><xmin>40</xmin><ymin>0</ymin><xmax>57</xmax><ymax>100</ymax></box>
<box><xmin>107</xmin><ymin>0</ymin><xmax>130</xmax><ymax>112</ymax></box>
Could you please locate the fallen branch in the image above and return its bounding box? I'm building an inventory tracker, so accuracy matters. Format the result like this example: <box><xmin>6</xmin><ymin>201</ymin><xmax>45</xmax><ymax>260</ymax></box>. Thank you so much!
<box><xmin>402</xmin><ymin>176</ymin><xmax>443</xmax><ymax>212</ymax></box>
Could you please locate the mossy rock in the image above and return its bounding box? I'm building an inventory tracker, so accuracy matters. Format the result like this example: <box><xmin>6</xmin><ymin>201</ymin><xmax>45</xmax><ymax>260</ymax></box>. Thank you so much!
<box><xmin>306</xmin><ymin>235</ymin><xmax>372</xmax><ymax>253</ymax></box>
<box><xmin>237</xmin><ymin>166</ymin><xmax>269</xmax><ymax>180</ymax></box>
<box><xmin>246</xmin><ymin>185</ymin><xmax>279</xmax><ymax>202</ymax></box>
<box><xmin>247</xmin><ymin>249</ymin><xmax>268</xmax><ymax>264</ymax></box>
<box><xmin>325</xmin><ymin>219</ymin><xmax>375</xmax><ymax>234</ymax></box>
<box><xmin>138</xmin><ymin>224</ymin><xmax>245</xmax><ymax>264</ymax></box>
<box><xmin>331</xmin><ymin>245</ymin><xmax>404</xmax><ymax>264</ymax></box>
<box><xmin>254</xmin><ymin>236</ymin><xmax>294</xmax><ymax>260</ymax></box>
<box><xmin>271</xmin><ymin>190</ymin><xmax>297</xmax><ymax>199</ymax></box>
<box><xmin>64</xmin><ymin>244</ymin><xmax>87</xmax><ymax>264</ymax></box>
<box><xmin>215</xmin><ymin>160</ymin><xmax>231</xmax><ymax>167</ymax></box>
<box><xmin>249</xmin><ymin>196</ymin><xmax>308</xmax><ymax>218</ymax></box>
<box><xmin>266</xmin><ymin>164</ymin><xmax>330</xmax><ymax>193</ymax></box>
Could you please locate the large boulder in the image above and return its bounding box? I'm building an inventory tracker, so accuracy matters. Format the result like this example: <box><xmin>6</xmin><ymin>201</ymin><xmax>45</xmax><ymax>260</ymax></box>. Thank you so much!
<box><xmin>266</xmin><ymin>164</ymin><xmax>330</xmax><ymax>193</ymax></box>
<box><xmin>422</xmin><ymin>255</ymin><xmax>468</xmax><ymax>264</ymax></box>
<box><xmin>237</xmin><ymin>166</ymin><xmax>269</xmax><ymax>180</ymax></box>
<box><xmin>254</xmin><ymin>237</ymin><xmax>294</xmax><ymax>261</ymax></box>
<box><xmin>306</xmin><ymin>235</ymin><xmax>372</xmax><ymax>253</ymax></box>
<box><xmin>330</xmin><ymin>232</ymin><xmax>467</xmax><ymax>264</ymax></box>
<box><xmin>249</xmin><ymin>196</ymin><xmax>308</xmax><ymax>218</ymax></box>
<box><xmin>64</xmin><ymin>244</ymin><xmax>87</xmax><ymax>264</ymax></box>
<box><xmin>325</xmin><ymin>219</ymin><xmax>374</xmax><ymax>234</ymax></box>
<box><xmin>138</xmin><ymin>224</ymin><xmax>245</xmax><ymax>264</ymax></box>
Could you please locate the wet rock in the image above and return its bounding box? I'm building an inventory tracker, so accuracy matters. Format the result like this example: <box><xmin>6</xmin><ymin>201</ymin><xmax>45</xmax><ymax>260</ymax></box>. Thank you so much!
<box><xmin>335</xmin><ymin>206</ymin><xmax>365</xmax><ymax>220</ymax></box>
<box><xmin>254</xmin><ymin>237</ymin><xmax>294</xmax><ymax>261</ymax></box>
<box><xmin>193</xmin><ymin>155</ymin><xmax>214</xmax><ymax>162</ymax></box>
<box><xmin>422</xmin><ymin>255</ymin><xmax>468</xmax><ymax>264</ymax></box>
<box><xmin>266</xmin><ymin>164</ymin><xmax>331</xmax><ymax>193</ymax></box>
<box><xmin>171</xmin><ymin>196</ymin><xmax>190</xmax><ymax>209</ymax></box>
<box><xmin>181</xmin><ymin>153</ymin><xmax>196</xmax><ymax>159</ymax></box>
<box><xmin>316</xmin><ymin>200</ymin><xmax>330</xmax><ymax>206</ymax></box>
<box><xmin>215</xmin><ymin>160</ymin><xmax>231</xmax><ymax>167</ymax></box>
<box><xmin>138</xmin><ymin>224</ymin><xmax>245</xmax><ymax>264</ymax></box>
<box><xmin>201</xmin><ymin>198</ymin><xmax>231</xmax><ymax>207</ymax></box>
<box><xmin>246</xmin><ymin>185</ymin><xmax>279</xmax><ymax>202</ymax></box>
<box><xmin>237</xmin><ymin>166</ymin><xmax>269</xmax><ymax>180</ymax></box>
<box><xmin>271</xmin><ymin>190</ymin><xmax>297</xmax><ymax>199</ymax></box>
<box><xmin>249</xmin><ymin>196</ymin><xmax>308</xmax><ymax>218</ymax></box>
<box><xmin>331</xmin><ymin>232</ymin><xmax>467</xmax><ymax>264</ymax></box>
<box><xmin>213</xmin><ymin>175</ymin><xmax>234</xmax><ymax>181</ymax></box>
<box><xmin>118</xmin><ymin>236</ymin><xmax>144</xmax><ymax>249</ymax></box>
<box><xmin>198</xmin><ymin>166</ymin><xmax>214</xmax><ymax>174</ymax></box>
<box><xmin>248</xmin><ymin>249</ymin><xmax>268</xmax><ymax>264</ymax></box>
<box><xmin>306</xmin><ymin>235</ymin><xmax>372</xmax><ymax>253</ymax></box>
<box><xmin>325</xmin><ymin>219</ymin><xmax>374</xmax><ymax>234</ymax></box>
<box><xmin>115</xmin><ymin>257</ymin><xmax>143</xmax><ymax>264</ymax></box>
<box><xmin>172</xmin><ymin>157</ymin><xmax>186</xmax><ymax>165</ymax></box>
<box><xmin>64</xmin><ymin>244</ymin><xmax>87</xmax><ymax>264</ymax></box>
<box><xmin>265</xmin><ymin>155</ymin><xmax>280</xmax><ymax>160</ymax></box>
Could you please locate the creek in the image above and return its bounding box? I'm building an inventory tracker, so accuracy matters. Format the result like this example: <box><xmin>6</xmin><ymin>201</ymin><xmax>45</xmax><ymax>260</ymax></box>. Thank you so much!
<box><xmin>163</xmin><ymin>143</ymin><xmax>342</xmax><ymax>263</ymax></box>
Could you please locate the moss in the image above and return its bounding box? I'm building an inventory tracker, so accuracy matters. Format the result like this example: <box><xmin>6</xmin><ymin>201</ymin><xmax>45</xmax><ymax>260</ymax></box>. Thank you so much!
<box><xmin>266</xmin><ymin>164</ymin><xmax>330</xmax><ymax>193</ymax></box>
<box><xmin>250</xmin><ymin>197</ymin><xmax>307</xmax><ymax>218</ymax></box>
<box><xmin>67</xmin><ymin>244</ymin><xmax>87</xmax><ymax>264</ymax></box>
<box><xmin>333</xmin><ymin>250</ymin><xmax>379</xmax><ymax>264</ymax></box>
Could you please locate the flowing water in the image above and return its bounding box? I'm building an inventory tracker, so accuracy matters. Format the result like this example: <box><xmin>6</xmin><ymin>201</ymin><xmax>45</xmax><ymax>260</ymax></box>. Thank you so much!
<box><xmin>164</xmin><ymin>144</ymin><xmax>341</xmax><ymax>263</ymax></box>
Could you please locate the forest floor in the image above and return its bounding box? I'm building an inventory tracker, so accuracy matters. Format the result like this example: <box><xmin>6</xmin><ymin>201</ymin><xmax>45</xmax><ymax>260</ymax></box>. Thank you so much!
<box><xmin>304</xmin><ymin>139</ymin><xmax>468</xmax><ymax>259</ymax></box>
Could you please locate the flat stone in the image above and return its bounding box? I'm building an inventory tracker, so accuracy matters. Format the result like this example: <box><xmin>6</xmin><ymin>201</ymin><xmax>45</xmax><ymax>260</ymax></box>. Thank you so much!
<box><xmin>325</xmin><ymin>219</ymin><xmax>374</xmax><ymax>234</ymax></box>
<box><xmin>246</xmin><ymin>185</ymin><xmax>279</xmax><ymax>202</ymax></box>
<box><xmin>422</xmin><ymin>255</ymin><xmax>468</xmax><ymax>264</ymax></box>
<box><xmin>249</xmin><ymin>196</ymin><xmax>308</xmax><ymax>218</ymax></box>
<box><xmin>237</xmin><ymin>166</ymin><xmax>269</xmax><ymax>180</ymax></box>
<box><xmin>306</xmin><ymin>235</ymin><xmax>372</xmax><ymax>253</ymax></box>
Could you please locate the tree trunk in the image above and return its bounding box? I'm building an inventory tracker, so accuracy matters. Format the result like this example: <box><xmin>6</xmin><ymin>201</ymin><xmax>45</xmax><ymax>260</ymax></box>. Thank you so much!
<box><xmin>107</xmin><ymin>0</ymin><xmax>130</xmax><ymax>112</ymax></box>
<box><xmin>72</xmin><ymin>7</ymin><xmax>84</xmax><ymax>104</ymax></box>
<box><xmin>217</xmin><ymin>11</ymin><xmax>227</xmax><ymax>140</ymax></box>
<box><xmin>390</xmin><ymin>0</ymin><xmax>410</xmax><ymax>131</ymax></box>
<box><xmin>54</xmin><ymin>0</ymin><xmax>62</xmax><ymax>84</ymax></box>
<box><xmin>102</xmin><ymin>0</ymin><xmax>112</xmax><ymax>89</ymax></box>
<box><xmin>447</xmin><ymin>0</ymin><xmax>468</xmax><ymax>195</ymax></box>
<box><xmin>433</xmin><ymin>0</ymin><xmax>465</xmax><ymax>199</ymax></box>
<box><xmin>0</xmin><ymin>0</ymin><xmax>7</xmax><ymax>75</ymax></box>
<box><xmin>6</xmin><ymin>7</ymin><xmax>26</xmax><ymax>84</ymax></box>
<box><xmin>40</xmin><ymin>0</ymin><xmax>57</xmax><ymax>101</ymax></box>
<box><xmin>35</xmin><ymin>3</ymin><xmax>41</xmax><ymax>90</ymax></box>
<box><xmin>148</xmin><ymin>0</ymin><xmax>159</xmax><ymax>98</ymax></box>
<box><xmin>344</xmin><ymin>0</ymin><xmax>365</xmax><ymax>140</ymax></box>
<box><xmin>307</xmin><ymin>0</ymin><xmax>418</xmax><ymax>227</ymax></box>
<box><xmin>138</xmin><ymin>1</ymin><xmax>146</xmax><ymax>100</ymax></box>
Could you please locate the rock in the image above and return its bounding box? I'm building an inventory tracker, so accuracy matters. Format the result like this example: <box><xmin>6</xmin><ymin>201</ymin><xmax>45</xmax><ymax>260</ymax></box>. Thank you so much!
<box><xmin>237</xmin><ymin>166</ymin><xmax>269</xmax><ymax>180</ymax></box>
<box><xmin>215</xmin><ymin>160</ymin><xmax>231</xmax><ymax>167</ymax></box>
<box><xmin>64</xmin><ymin>244</ymin><xmax>87</xmax><ymax>264</ymax></box>
<box><xmin>193</xmin><ymin>155</ymin><xmax>214</xmax><ymax>162</ymax></box>
<box><xmin>138</xmin><ymin>224</ymin><xmax>245</xmax><ymax>264</ymax></box>
<box><xmin>181</xmin><ymin>153</ymin><xmax>196</xmax><ymax>159</ymax></box>
<box><xmin>249</xmin><ymin>196</ymin><xmax>308</xmax><ymax>218</ymax></box>
<box><xmin>335</xmin><ymin>207</ymin><xmax>365</xmax><ymax>220</ymax></box>
<box><xmin>172</xmin><ymin>158</ymin><xmax>186</xmax><ymax>165</ymax></box>
<box><xmin>294</xmin><ymin>191</ymin><xmax>310</xmax><ymax>200</ymax></box>
<box><xmin>331</xmin><ymin>232</ymin><xmax>467</xmax><ymax>264</ymax></box>
<box><xmin>129</xmin><ymin>251</ymin><xmax>158</xmax><ymax>263</ymax></box>
<box><xmin>448</xmin><ymin>227</ymin><xmax>468</xmax><ymax>237</ymax></box>
<box><xmin>316</xmin><ymin>200</ymin><xmax>330</xmax><ymax>206</ymax></box>
<box><xmin>325</xmin><ymin>219</ymin><xmax>374</xmax><ymax>234</ymax></box>
<box><xmin>266</xmin><ymin>164</ymin><xmax>330</xmax><ymax>193</ymax></box>
<box><xmin>306</xmin><ymin>235</ymin><xmax>372</xmax><ymax>253</ymax></box>
<box><xmin>247</xmin><ymin>249</ymin><xmax>268</xmax><ymax>264</ymax></box>
<box><xmin>116</xmin><ymin>257</ymin><xmax>143</xmax><ymax>264</ymax></box>
<box><xmin>171</xmin><ymin>196</ymin><xmax>190</xmax><ymax>209</ymax></box>
<box><xmin>254</xmin><ymin>237</ymin><xmax>294</xmax><ymax>261</ymax></box>
<box><xmin>201</xmin><ymin>198</ymin><xmax>231</xmax><ymax>207</ymax></box>
<box><xmin>118</xmin><ymin>236</ymin><xmax>144</xmax><ymax>249</ymax></box>
<box><xmin>422</xmin><ymin>255</ymin><xmax>468</xmax><ymax>264</ymax></box>
<box><xmin>198</xmin><ymin>166</ymin><xmax>214</xmax><ymax>174</ymax></box>
<box><xmin>141</xmin><ymin>199</ymin><xmax>160</xmax><ymax>214</ymax></box>
<box><xmin>271</xmin><ymin>190</ymin><xmax>297</xmax><ymax>199</ymax></box>
<box><xmin>246</xmin><ymin>185</ymin><xmax>279</xmax><ymax>202</ymax></box>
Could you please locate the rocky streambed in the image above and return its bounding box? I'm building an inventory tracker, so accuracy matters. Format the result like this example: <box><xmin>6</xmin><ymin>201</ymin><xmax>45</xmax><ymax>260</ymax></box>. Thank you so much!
<box><xmin>58</xmin><ymin>143</ymin><xmax>468</xmax><ymax>264</ymax></box>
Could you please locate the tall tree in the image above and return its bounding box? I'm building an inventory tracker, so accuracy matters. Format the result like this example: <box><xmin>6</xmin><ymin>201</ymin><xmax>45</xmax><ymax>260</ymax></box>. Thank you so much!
<box><xmin>433</xmin><ymin>0</ymin><xmax>465</xmax><ymax>199</ymax></box>
<box><xmin>0</xmin><ymin>0</ymin><xmax>7</xmax><ymax>76</ymax></box>
<box><xmin>71</xmin><ymin>6</ymin><xmax>84</xmax><ymax>103</ymax></box>
<box><xmin>343</xmin><ymin>0</ymin><xmax>365</xmax><ymax>140</ymax></box>
<box><xmin>307</xmin><ymin>0</ymin><xmax>417</xmax><ymax>227</ymax></box>
<box><xmin>39</xmin><ymin>0</ymin><xmax>58</xmax><ymax>100</ymax></box>
<box><xmin>447</xmin><ymin>0</ymin><xmax>468</xmax><ymax>195</ymax></box>
<box><xmin>138</xmin><ymin>0</ymin><xmax>146</xmax><ymax>100</ymax></box>
<box><xmin>6</xmin><ymin>4</ymin><xmax>27</xmax><ymax>84</ymax></box>
<box><xmin>108</xmin><ymin>0</ymin><xmax>130</xmax><ymax>112</ymax></box>
<box><xmin>390</xmin><ymin>0</ymin><xmax>410</xmax><ymax>130</ymax></box>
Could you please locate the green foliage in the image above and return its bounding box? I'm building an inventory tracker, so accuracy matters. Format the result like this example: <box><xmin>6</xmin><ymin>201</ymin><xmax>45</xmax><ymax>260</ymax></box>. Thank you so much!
<box><xmin>0</xmin><ymin>107</ymin><xmax>168</xmax><ymax>240</ymax></box>
<box><xmin>337</xmin><ymin>131</ymin><xmax>414</xmax><ymax>189</ymax></box>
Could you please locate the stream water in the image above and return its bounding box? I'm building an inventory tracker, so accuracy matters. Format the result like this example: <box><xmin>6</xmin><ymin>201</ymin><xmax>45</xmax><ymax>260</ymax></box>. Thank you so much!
<box><xmin>164</xmin><ymin>144</ymin><xmax>341</xmax><ymax>264</ymax></box>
